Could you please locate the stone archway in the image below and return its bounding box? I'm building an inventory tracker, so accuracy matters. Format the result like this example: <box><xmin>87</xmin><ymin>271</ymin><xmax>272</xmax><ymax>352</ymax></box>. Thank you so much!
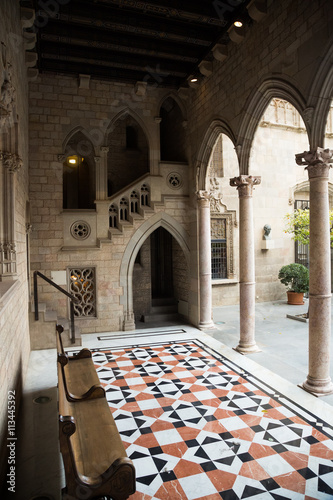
<box><xmin>119</xmin><ymin>212</ymin><xmax>190</xmax><ymax>330</ymax></box>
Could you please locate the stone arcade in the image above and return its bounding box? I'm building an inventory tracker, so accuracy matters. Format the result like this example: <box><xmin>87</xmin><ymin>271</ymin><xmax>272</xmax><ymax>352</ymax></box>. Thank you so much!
<box><xmin>1</xmin><ymin>0</ymin><xmax>333</xmax><ymax>497</ymax></box>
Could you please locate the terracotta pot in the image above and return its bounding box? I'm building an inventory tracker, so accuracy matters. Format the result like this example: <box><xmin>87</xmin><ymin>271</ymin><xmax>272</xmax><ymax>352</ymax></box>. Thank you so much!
<box><xmin>287</xmin><ymin>291</ymin><xmax>304</xmax><ymax>305</ymax></box>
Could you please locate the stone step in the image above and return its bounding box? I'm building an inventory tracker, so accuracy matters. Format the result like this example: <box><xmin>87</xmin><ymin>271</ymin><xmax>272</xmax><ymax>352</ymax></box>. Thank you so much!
<box><xmin>143</xmin><ymin>312</ymin><xmax>182</xmax><ymax>323</ymax></box>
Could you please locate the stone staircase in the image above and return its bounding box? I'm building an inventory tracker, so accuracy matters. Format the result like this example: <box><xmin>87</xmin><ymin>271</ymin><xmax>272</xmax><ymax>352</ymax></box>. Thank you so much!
<box><xmin>29</xmin><ymin>301</ymin><xmax>81</xmax><ymax>350</ymax></box>
<box><xmin>142</xmin><ymin>298</ymin><xmax>182</xmax><ymax>324</ymax></box>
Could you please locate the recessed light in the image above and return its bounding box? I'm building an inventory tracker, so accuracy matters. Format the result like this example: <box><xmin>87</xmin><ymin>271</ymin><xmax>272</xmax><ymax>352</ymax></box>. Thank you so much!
<box><xmin>234</xmin><ymin>20</ymin><xmax>243</xmax><ymax>27</ymax></box>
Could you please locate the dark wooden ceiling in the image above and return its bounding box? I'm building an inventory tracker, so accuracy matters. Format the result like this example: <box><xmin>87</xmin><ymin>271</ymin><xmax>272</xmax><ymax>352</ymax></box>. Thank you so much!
<box><xmin>22</xmin><ymin>0</ymin><xmax>252</xmax><ymax>88</ymax></box>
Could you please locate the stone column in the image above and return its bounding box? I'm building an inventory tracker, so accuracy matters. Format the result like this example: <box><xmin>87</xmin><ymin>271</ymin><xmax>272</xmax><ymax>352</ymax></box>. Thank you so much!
<box><xmin>296</xmin><ymin>148</ymin><xmax>333</xmax><ymax>396</ymax></box>
<box><xmin>96</xmin><ymin>146</ymin><xmax>109</xmax><ymax>200</ymax></box>
<box><xmin>196</xmin><ymin>190</ymin><xmax>215</xmax><ymax>329</ymax></box>
<box><xmin>230</xmin><ymin>175</ymin><xmax>261</xmax><ymax>353</ymax></box>
<box><xmin>0</xmin><ymin>152</ymin><xmax>22</xmax><ymax>279</ymax></box>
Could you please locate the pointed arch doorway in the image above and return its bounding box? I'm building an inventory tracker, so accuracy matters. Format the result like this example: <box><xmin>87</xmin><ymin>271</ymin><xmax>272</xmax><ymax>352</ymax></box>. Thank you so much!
<box><xmin>151</xmin><ymin>227</ymin><xmax>174</xmax><ymax>301</ymax></box>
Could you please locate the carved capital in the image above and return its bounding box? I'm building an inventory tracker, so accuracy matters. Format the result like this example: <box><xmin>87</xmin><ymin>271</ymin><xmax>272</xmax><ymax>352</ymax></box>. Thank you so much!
<box><xmin>295</xmin><ymin>147</ymin><xmax>333</xmax><ymax>179</ymax></box>
<box><xmin>94</xmin><ymin>156</ymin><xmax>101</xmax><ymax>164</ymax></box>
<box><xmin>57</xmin><ymin>154</ymin><xmax>66</xmax><ymax>162</ymax></box>
<box><xmin>230</xmin><ymin>175</ymin><xmax>261</xmax><ymax>197</ymax></box>
<box><xmin>196</xmin><ymin>190</ymin><xmax>210</xmax><ymax>202</ymax></box>
<box><xmin>100</xmin><ymin>146</ymin><xmax>109</xmax><ymax>154</ymax></box>
<box><xmin>26</xmin><ymin>223</ymin><xmax>33</xmax><ymax>234</ymax></box>
<box><xmin>0</xmin><ymin>152</ymin><xmax>22</xmax><ymax>172</ymax></box>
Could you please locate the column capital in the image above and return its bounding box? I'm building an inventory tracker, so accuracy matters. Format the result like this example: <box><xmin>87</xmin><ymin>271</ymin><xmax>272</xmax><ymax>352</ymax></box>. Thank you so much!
<box><xmin>100</xmin><ymin>146</ymin><xmax>109</xmax><ymax>154</ymax></box>
<box><xmin>196</xmin><ymin>190</ymin><xmax>210</xmax><ymax>202</ymax></box>
<box><xmin>295</xmin><ymin>147</ymin><xmax>333</xmax><ymax>179</ymax></box>
<box><xmin>230</xmin><ymin>175</ymin><xmax>261</xmax><ymax>197</ymax></box>
<box><xmin>0</xmin><ymin>152</ymin><xmax>22</xmax><ymax>172</ymax></box>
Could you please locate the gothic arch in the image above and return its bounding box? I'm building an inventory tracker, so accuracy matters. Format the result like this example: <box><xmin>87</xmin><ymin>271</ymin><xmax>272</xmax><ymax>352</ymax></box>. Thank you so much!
<box><xmin>309</xmin><ymin>41</ymin><xmax>333</xmax><ymax>148</ymax></box>
<box><xmin>159</xmin><ymin>95</ymin><xmax>187</xmax><ymax>162</ymax></box>
<box><xmin>158</xmin><ymin>92</ymin><xmax>187</xmax><ymax>121</ymax></box>
<box><xmin>62</xmin><ymin>126</ymin><xmax>96</xmax><ymax>157</ymax></box>
<box><xmin>195</xmin><ymin>119</ymin><xmax>237</xmax><ymax>191</ymax></box>
<box><xmin>105</xmin><ymin>108</ymin><xmax>151</xmax><ymax>149</ymax></box>
<box><xmin>119</xmin><ymin>212</ymin><xmax>190</xmax><ymax>330</ymax></box>
<box><xmin>237</xmin><ymin>78</ymin><xmax>309</xmax><ymax>174</ymax></box>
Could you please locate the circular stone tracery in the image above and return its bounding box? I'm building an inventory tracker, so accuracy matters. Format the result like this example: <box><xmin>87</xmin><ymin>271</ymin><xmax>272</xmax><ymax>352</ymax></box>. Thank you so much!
<box><xmin>167</xmin><ymin>172</ymin><xmax>182</xmax><ymax>189</ymax></box>
<box><xmin>70</xmin><ymin>221</ymin><xmax>91</xmax><ymax>240</ymax></box>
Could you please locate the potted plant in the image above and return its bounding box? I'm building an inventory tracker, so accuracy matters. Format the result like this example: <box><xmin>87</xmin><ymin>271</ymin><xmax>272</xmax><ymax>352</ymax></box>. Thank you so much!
<box><xmin>278</xmin><ymin>263</ymin><xmax>309</xmax><ymax>305</ymax></box>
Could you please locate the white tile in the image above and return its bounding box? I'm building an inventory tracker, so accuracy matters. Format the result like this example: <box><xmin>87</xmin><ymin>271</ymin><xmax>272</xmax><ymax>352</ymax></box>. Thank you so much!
<box><xmin>257</xmin><ymin>453</ymin><xmax>294</xmax><ymax>476</ymax></box>
<box><xmin>137</xmin><ymin>398</ymin><xmax>161</xmax><ymax>410</ymax></box>
<box><xmin>178</xmin><ymin>473</ymin><xmax>217</xmax><ymax>499</ymax></box>
<box><xmin>154</xmin><ymin>428</ymin><xmax>182</xmax><ymax>446</ymax></box>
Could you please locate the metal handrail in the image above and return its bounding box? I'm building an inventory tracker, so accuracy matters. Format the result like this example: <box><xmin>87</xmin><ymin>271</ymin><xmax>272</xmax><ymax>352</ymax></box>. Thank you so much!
<box><xmin>33</xmin><ymin>270</ymin><xmax>78</xmax><ymax>344</ymax></box>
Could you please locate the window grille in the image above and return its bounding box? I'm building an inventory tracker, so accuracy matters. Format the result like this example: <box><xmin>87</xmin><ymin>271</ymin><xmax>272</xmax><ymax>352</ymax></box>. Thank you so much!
<box><xmin>211</xmin><ymin>241</ymin><xmax>227</xmax><ymax>279</ymax></box>
<box><xmin>211</xmin><ymin>218</ymin><xmax>227</xmax><ymax>279</ymax></box>
<box><xmin>69</xmin><ymin>268</ymin><xmax>96</xmax><ymax>317</ymax></box>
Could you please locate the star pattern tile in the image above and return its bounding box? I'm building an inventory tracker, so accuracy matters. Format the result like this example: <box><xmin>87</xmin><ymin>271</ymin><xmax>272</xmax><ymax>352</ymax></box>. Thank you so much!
<box><xmin>92</xmin><ymin>341</ymin><xmax>333</xmax><ymax>499</ymax></box>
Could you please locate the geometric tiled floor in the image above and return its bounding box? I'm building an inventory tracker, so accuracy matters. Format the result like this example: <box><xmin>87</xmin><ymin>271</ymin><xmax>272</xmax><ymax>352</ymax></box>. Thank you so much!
<box><xmin>92</xmin><ymin>338</ymin><xmax>333</xmax><ymax>499</ymax></box>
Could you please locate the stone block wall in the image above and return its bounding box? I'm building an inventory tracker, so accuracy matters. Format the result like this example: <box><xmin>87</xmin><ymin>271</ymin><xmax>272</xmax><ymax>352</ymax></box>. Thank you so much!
<box><xmin>0</xmin><ymin>0</ymin><xmax>31</xmax><ymax>483</ymax></box>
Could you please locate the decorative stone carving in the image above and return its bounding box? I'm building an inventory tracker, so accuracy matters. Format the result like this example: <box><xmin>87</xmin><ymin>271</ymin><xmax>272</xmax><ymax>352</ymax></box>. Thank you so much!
<box><xmin>57</xmin><ymin>154</ymin><xmax>66</xmax><ymax>162</ymax></box>
<box><xmin>100</xmin><ymin>146</ymin><xmax>109</xmax><ymax>154</ymax></box>
<box><xmin>295</xmin><ymin>148</ymin><xmax>333</xmax><ymax>178</ymax></box>
<box><xmin>167</xmin><ymin>172</ymin><xmax>182</xmax><ymax>189</ymax></box>
<box><xmin>0</xmin><ymin>43</ymin><xmax>16</xmax><ymax>129</ymax></box>
<box><xmin>230</xmin><ymin>175</ymin><xmax>261</xmax><ymax>196</ymax></box>
<box><xmin>70</xmin><ymin>221</ymin><xmax>91</xmax><ymax>240</ymax></box>
<box><xmin>0</xmin><ymin>152</ymin><xmax>22</xmax><ymax>172</ymax></box>
<box><xmin>25</xmin><ymin>223</ymin><xmax>33</xmax><ymax>234</ymax></box>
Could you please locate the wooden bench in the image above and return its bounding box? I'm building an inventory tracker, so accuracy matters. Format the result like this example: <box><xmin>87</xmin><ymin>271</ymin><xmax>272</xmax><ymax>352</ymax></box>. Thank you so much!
<box><xmin>56</xmin><ymin>325</ymin><xmax>105</xmax><ymax>401</ymax></box>
<box><xmin>56</xmin><ymin>325</ymin><xmax>136</xmax><ymax>499</ymax></box>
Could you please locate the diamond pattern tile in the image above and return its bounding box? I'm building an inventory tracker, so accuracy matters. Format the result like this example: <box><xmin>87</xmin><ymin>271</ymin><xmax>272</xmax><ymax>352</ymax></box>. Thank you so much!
<box><xmin>91</xmin><ymin>340</ymin><xmax>333</xmax><ymax>499</ymax></box>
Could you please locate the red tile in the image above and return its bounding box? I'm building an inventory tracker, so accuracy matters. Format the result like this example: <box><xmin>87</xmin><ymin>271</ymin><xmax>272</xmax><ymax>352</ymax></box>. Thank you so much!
<box><xmin>173</xmin><ymin>458</ymin><xmax>204</xmax><ymax>478</ymax></box>
<box><xmin>203</xmin><ymin>420</ymin><xmax>230</xmax><ymax>434</ymax></box>
<box><xmin>248</xmin><ymin>442</ymin><xmax>277</xmax><ymax>459</ymax></box>
<box><xmin>239</xmin><ymin>460</ymin><xmax>270</xmax><ymax>481</ymax></box>
<box><xmin>206</xmin><ymin>470</ymin><xmax>237</xmax><ymax>491</ymax></box>
<box><xmin>238</xmin><ymin>414</ymin><xmax>262</xmax><ymax>427</ymax></box>
<box><xmin>274</xmin><ymin>470</ymin><xmax>306</xmax><ymax>494</ymax></box>
<box><xmin>309</xmin><ymin>441</ymin><xmax>333</xmax><ymax>459</ymax></box>
<box><xmin>177</xmin><ymin>426</ymin><xmax>201</xmax><ymax>441</ymax></box>
<box><xmin>162</xmin><ymin>441</ymin><xmax>188</xmax><ymax>458</ymax></box>
<box><xmin>280</xmin><ymin>451</ymin><xmax>309</xmax><ymax>470</ymax></box>
<box><xmin>134</xmin><ymin>433</ymin><xmax>160</xmax><ymax>449</ymax></box>
<box><xmin>150</xmin><ymin>420</ymin><xmax>175</xmax><ymax>432</ymax></box>
<box><xmin>154</xmin><ymin>479</ymin><xmax>187</xmax><ymax>500</ymax></box>
<box><xmin>229</xmin><ymin>427</ymin><xmax>256</xmax><ymax>441</ymax></box>
<box><xmin>129</xmin><ymin>490</ymin><xmax>153</xmax><ymax>499</ymax></box>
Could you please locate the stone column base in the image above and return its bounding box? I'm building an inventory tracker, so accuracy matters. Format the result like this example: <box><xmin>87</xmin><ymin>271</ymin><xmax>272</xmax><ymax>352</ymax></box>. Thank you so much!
<box><xmin>123</xmin><ymin>312</ymin><xmax>135</xmax><ymax>331</ymax></box>
<box><xmin>299</xmin><ymin>376</ymin><xmax>333</xmax><ymax>397</ymax></box>
<box><xmin>198</xmin><ymin>320</ymin><xmax>216</xmax><ymax>330</ymax></box>
<box><xmin>234</xmin><ymin>342</ymin><xmax>261</xmax><ymax>354</ymax></box>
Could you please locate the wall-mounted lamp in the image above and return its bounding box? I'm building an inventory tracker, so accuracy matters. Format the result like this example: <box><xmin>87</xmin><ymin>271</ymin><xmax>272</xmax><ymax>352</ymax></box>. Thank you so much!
<box><xmin>233</xmin><ymin>20</ymin><xmax>243</xmax><ymax>27</ymax></box>
<box><xmin>66</xmin><ymin>155</ymin><xmax>83</xmax><ymax>167</ymax></box>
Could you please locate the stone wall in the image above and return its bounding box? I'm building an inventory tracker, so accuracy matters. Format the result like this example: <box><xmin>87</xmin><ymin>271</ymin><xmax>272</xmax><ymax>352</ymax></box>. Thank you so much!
<box><xmin>0</xmin><ymin>0</ymin><xmax>31</xmax><ymax>482</ymax></box>
<box><xmin>28</xmin><ymin>74</ymin><xmax>192</xmax><ymax>335</ymax></box>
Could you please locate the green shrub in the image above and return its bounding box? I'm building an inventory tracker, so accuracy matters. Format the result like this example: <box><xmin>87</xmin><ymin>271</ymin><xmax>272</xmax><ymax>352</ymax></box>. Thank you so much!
<box><xmin>278</xmin><ymin>263</ymin><xmax>309</xmax><ymax>293</ymax></box>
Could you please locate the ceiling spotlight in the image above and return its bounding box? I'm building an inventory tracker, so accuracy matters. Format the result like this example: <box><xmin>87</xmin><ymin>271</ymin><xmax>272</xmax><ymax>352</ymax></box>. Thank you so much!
<box><xmin>234</xmin><ymin>20</ymin><xmax>243</xmax><ymax>27</ymax></box>
<box><xmin>190</xmin><ymin>77</ymin><xmax>198</xmax><ymax>83</ymax></box>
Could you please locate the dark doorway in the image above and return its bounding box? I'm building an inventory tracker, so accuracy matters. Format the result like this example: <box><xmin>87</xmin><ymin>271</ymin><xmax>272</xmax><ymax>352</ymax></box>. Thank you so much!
<box><xmin>150</xmin><ymin>227</ymin><xmax>173</xmax><ymax>299</ymax></box>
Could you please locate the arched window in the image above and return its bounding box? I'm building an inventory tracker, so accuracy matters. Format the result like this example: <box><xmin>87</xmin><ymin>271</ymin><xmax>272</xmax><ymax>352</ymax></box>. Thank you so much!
<box><xmin>63</xmin><ymin>131</ymin><xmax>95</xmax><ymax>209</ymax></box>
<box><xmin>160</xmin><ymin>97</ymin><xmax>186</xmax><ymax>162</ymax></box>
<box><xmin>119</xmin><ymin>197</ymin><xmax>129</xmax><ymax>221</ymax></box>
<box><xmin>109</xmin><ymin>204</ymin><xmax>118</xmax><ymax>228</ymax></box>
<box><xmin>141</xmin><ymin>184</ymin><xmax>150</xmax><ymax>206</ymax></box>
<box><xmin>130</xmin><ymin>191</ymin><xmax>139</xmax><ymax>213</ymax></box>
